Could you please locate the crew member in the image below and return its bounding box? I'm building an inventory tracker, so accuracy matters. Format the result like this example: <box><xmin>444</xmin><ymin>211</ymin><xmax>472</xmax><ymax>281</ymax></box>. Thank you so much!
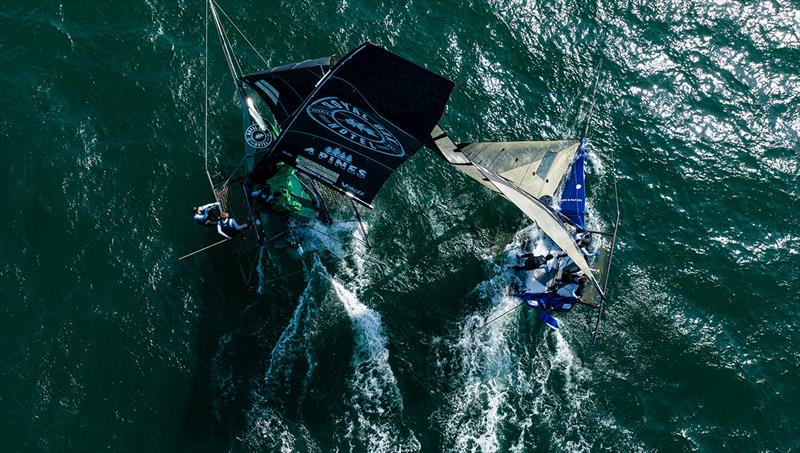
<box><xmin>574</xmin><ymin>230</ymin><xmax>594</xmax><ymax>257</ymax></box>
<box><xmin>192</xmin><ymin>202</ymin><xmax>220</xmax><ymax>226</ymax></box>
<box><xmin>217</xmin><ymin>211</ymin><xmax>249</xmax><ymax>238</ymax></box>
<box><xmin>511</xmin><ymin>253</ymin><xmax>554</xmax><ymax>271</ymax></box>
<box><xmin>251</xmin><ymin>185</ymin><xmax>276</xmax><ymax>208</ymax></box>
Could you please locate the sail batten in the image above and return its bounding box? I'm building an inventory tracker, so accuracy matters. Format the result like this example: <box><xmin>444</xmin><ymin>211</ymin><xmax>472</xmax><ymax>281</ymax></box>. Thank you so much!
<box><xmin>240</xmin><ymin>56</ymin><xmax>332</xmax><ymax>126</ymax></box>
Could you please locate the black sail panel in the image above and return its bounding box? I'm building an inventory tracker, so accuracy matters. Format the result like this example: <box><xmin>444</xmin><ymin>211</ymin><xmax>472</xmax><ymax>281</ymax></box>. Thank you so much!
<box><xmin>240</xmin><ymin>56</ymin><xmax>332</xmax><ymax>125</ymax></box>
<box><xmin>252</xmin><ymin>43</ymin><xmax>454</xmax><ymax>205</ymax></box>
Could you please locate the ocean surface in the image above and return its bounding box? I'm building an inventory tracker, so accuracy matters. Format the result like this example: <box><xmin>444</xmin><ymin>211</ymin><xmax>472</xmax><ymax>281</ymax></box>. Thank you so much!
<box><xmin>1</xmin><ymin>0</ymin><xmax>799</xmax><ymax>451</ymax></box>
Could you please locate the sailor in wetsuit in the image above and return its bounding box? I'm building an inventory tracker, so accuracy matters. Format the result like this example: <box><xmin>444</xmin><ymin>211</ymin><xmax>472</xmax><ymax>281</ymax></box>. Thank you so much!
<box><xmin>217</xmin><ymin>211</ymin><xmax>249</xmax><ymax>239</ymax></box>
<box><xmin>511</xmin><ymin>253</ymin><xmax>553</xmax><ymax>271</ymax></box>
<box><xmin>546</xmin><ymin>266</ymin><xmax>588</xmax><ymax>300</ymax></box>
<box><xmin>573</xmin><ymin>230</ymin><xmax>594</xmax><ymax>257</ymax></box>
<box><xmin>192</xmin><ymin>202</ymin><xmax>220</xmax><ymax>226</ymax></box>
<box><xmin>251</xmin><ymin>184</ymin><xmax>276</xmax><ymax>208</ymax></box>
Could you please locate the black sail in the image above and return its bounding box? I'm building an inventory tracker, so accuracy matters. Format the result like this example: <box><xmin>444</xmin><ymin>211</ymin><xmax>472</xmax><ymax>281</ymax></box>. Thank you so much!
<box><xmin>240</xmin><ymin>56</ymin><xmax>332</xmax><ymax>125</ymax></box>
<box><xmin>251</xmin><ymin>43</ymin><xmax>455</xmax><ymax>205</ymax></box>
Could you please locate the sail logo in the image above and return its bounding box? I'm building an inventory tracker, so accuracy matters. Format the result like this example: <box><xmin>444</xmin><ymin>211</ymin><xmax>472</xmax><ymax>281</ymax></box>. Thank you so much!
<box><xmin>304</xmin><ymin>146</ymin><xmax>368</xmax><ymax>179</ymax></box>
<box><xmin>245</xmin><ymin>124</ymin><xmax>272</xmax><ymax>149</ymax></box>
<box><xmin>306</xmin><ymin>97</ymin><xmax>405</xmax><ymax>157</ymax></box>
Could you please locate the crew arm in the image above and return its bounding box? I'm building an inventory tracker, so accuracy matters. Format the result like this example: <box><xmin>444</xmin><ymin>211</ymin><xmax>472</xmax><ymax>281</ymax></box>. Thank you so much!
<box><xmin>217</xmin><ymin>223</ymin><xmax>231</xmax><ymax>238</ymax></box>
<box><xmin>199</xmin><ymin>201</ymin><xmax>220</xmax><ymax>211</ymax></box>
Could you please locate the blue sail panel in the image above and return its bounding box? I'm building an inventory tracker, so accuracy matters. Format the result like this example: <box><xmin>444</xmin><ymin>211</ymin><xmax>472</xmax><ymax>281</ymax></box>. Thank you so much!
<box><xmin>559</xmin><ymin>140</ymin><xmax>587</xmax><ymax>228</ymax></box>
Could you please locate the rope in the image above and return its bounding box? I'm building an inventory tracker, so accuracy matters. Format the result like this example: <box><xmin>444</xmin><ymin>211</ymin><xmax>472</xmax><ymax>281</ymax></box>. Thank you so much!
<box><xmin>179</xmin><ymin>237</ymin><xmax>232</xmax><ymax>260</ymax></box>
<box><xmin>305</xmin><ymin>224</ymin><xmax>395</xmax><ymax>269</ymax></box>
<box><xmin>204</xmin><ymin>0</ymin><xmax>214</xmax><ymax>192</ymax></box>
<box><xmin>260</xmin><ymin>253</ymin><xmax>342</xmax><ymax>285</ymax></box>
<box><xmin>471</xmin><ymin>301</ymin><xmax>525</xmax><ymax>333</ymax></box>
<box><xmin>211</xmin><ymin>0</ymin><xmax>269</xmax><ymax>67</ymax></box>
<box><xmin>208</xmin><ymin>0</ymin><xmax>239</xmax><ymax>81</ymax></box>
<box><xmin>222</xmin><ymin>155</ymin><xmax>247</xmax><ymax>187</ymax></box>
<box><xmin>583</xmin><ymin>59</ymin><xmax>604</xmax><ymax>138</ymax></box>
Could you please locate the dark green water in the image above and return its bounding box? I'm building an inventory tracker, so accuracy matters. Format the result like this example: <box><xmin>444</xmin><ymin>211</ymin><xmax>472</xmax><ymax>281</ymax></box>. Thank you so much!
<box><xmin>2</xmin><ymin>0</ymin><xmax>799</xmax><ymax>451</ymax></box>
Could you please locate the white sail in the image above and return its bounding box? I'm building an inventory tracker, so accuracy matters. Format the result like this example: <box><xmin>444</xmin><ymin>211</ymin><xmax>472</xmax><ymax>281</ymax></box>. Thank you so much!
<box><xmin>460</xmin><ymin>140</ymin><xmax>580</xmax><ymax>199</ymax></box>
<box><xmin>429</xmin><ymin>126</ymin><xmax>579</xmax><ymax>200</ymax></box>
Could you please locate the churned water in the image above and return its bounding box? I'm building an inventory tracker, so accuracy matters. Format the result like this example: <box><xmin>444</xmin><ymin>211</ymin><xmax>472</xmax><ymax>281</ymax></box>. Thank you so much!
<box><xmin>1</xmin><ymin>0</ymin><xmax>798</xmax><ymax>451</ymax></box>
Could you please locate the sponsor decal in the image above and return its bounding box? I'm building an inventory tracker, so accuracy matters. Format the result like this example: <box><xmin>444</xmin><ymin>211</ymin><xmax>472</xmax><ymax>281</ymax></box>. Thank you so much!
<box><xmin>245</xmin><ymin>124</ymin><xmax>272</xmax><ymax>149</ymax></box>
<box><xmin>296</xmin><ymin>156</ymin><xmax>339</xmax><ymax>185</ymax></box>
<box><xmin>306</xmin><ymin>97</ymin><xmax>405</xmax><ymax>157</ymax></box>
<box><xmin>339</xmin><ymin>182</ymin><xmax>365</xmax><ymax>198</ymax></box>
<box><xmin>305</xmin><ymin>146</ymin><xmax>368</xmax><ymax>179</ymax></box>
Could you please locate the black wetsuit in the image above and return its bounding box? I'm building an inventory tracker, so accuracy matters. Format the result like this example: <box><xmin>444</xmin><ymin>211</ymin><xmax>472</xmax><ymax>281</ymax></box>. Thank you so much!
<box><xmin>512</xmin><ymin>254</ymin><xmax>548</xmax><ymax>271</ymax></box>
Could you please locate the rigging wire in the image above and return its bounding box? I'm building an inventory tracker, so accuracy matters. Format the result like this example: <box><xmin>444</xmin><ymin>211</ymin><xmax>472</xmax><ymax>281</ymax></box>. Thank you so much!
<box><xmin>582</xmin><ymin>59</ymin><xmax>604</xmax><ymax>138</ymax></box>
<box><xmin>208</xmin><ymin>0</ymin><xmax>239</xmax><ymax>81</ymax></box>
<box><xmin>210</xmin><ymin>0</ymin><xmax>270</xmax><ymax>68</ymax></box>
<box><xmin>217</xmin><ymin>10</ymin><xmax>243</xmax><ymax>77</ymax></box>
<box><xmin>204</xmin><ymin>0</ymin><xmax>214</xmax><ymax>192</ymax></box>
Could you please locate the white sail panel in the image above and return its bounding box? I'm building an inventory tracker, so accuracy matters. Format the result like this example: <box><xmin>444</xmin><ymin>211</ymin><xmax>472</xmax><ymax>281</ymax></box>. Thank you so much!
<box><xmin>474</xmin><ymin>164</ymin><xmax>598</xmax><ymax>286</ymax></box>
<box><xmin>460</xmin><ymin>140</ymin><xmax>580</xmax><ymax>199</ymax></box>
<box><xmin>429</xmin><ymin>126</ymin><xmax>499</xmax><ymax>192</ymax></box>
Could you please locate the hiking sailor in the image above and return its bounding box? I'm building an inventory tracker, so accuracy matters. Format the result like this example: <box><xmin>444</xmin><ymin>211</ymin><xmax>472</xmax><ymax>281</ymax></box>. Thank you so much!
<box><xmin>573</xmin><ymin>230</ymin><xmax>594</xmax><ymax>257</ymax></box>
<box><xmin>549</xmin><ymin>268</ymin><xmax>588</xmax><ymax>300</ymax></box>
<box><xmin>217</xmin><ymin>211</ymin><xmax>249</xmax><ymax>239</ymax></box>
<box><xmin>511</xmin><ymin>253</ymin><xmax>554</xmax><ymax>271</ymax></box>
<box><xmin>192</xmin><ymin>201</ymin><xmax>220</xmax><ymax>226</ymax></box>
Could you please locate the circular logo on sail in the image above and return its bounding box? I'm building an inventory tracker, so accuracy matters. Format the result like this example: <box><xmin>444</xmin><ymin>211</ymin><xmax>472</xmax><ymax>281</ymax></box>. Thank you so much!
<box><xmin>306</xmin><ymin>97</ymin><xmax>405</xmax><ymax>157</ymax></box>
<box><xmin>245</xmin><ymin>124</ymin><xmax>272</xmax><ymax>149</ymax></box>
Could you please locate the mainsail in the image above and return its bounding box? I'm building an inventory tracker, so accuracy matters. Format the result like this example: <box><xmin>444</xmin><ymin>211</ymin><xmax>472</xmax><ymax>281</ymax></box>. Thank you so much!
<box><xmin>429</xmin><ymin>126</ymin><xmax>599</xmax><ymax>286</ymax></box>
<box><xmin>240</xmin><ymin>57</ymin><xmax>332</xmax><ymax>126</ymax></box>
<box><xmin>460</xmin><ymin>140</ymin><xmax>580</xmax><ymax>199</ymax></box>
<box><xmin>251</xmin><ymin>43</ymin><xmax>455</xmax><ymax>205</ymax></box>
<box><xmin>429</xmin><ymin>126</ymin><xmax>580</xmax><ymax>199</ymax></box>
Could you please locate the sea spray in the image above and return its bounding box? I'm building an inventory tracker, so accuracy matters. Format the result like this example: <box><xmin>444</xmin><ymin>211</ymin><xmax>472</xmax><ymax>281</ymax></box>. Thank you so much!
<box><xmin>433</xmin><ymin>225</ymin><xmax>643</xmax><ymax>451</ymax></box>
<box><xmin>262</xmin><ymin>262</ymin><xmax>322</xmax><ymax>401</ymax></box>
<box><xmin>430</xmin><ymin>227</ymin><xmax>562</xmax><ymax>451</ymax></box>
<box><xmin>331</xmin><ymin>226</ymin><xmax>420</xmax><ymax>452</ymax></box>
<box><xmin>332</xmin><ymin>279</ymin><xmax>420</xmax><ymax>452</ymax></box>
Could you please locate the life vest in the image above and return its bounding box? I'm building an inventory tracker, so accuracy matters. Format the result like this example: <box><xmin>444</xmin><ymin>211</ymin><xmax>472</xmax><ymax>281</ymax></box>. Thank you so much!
<box><xmin>193</xmin><ymin>211</ymin><xmax>207</xmax><ymax>225</ymax></box>
<box><xmin>219</xmin><ymin>218</ymin><xmax>239</xmax><ymax>236</ymax></box>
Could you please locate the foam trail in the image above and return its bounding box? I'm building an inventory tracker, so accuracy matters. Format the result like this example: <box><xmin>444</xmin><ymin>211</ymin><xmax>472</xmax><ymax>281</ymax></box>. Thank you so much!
<box><xmin>432</xmin><ymin>227</ymin><xmax>548</xmax><ymax>451</ymax></box>
<box><xmin>435</xmin><ymin>224</ymin><xmax>642</xmax><ymax>451</ymax></box>
<box><xmin>263</xmin><ymin>267</ymin><xmax>319</xmax><ymax>396</ymax></box>
<box><xmin>332</xmin><ymin>279</ymin><xmax>420</xmax><ymax>452</ymax></box>
<box><xmin>435</xmin><ymin>273</ymin><xmax>518</xmax><ymax>452</ymax></box>
<box><xmin>242</xmin><ymin>259</ymin><xmax>326</xmax><ymax>452</ymax></box>
<box><xmin>331</xmin><ymin>225</ymin><xmax>419</xmax><ymax>451</ymax></box>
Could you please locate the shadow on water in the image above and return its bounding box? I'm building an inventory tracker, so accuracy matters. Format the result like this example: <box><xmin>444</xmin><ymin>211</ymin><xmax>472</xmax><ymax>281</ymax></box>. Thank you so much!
<box><xmin>168</xmin><ymin>224</ymin><xmax>307</xmax><ymax>451</ymax></box>
<box><xmin>169</xmin><ymin>243</ymin><xmax>254</xmax><ymax>452</ymax></box>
